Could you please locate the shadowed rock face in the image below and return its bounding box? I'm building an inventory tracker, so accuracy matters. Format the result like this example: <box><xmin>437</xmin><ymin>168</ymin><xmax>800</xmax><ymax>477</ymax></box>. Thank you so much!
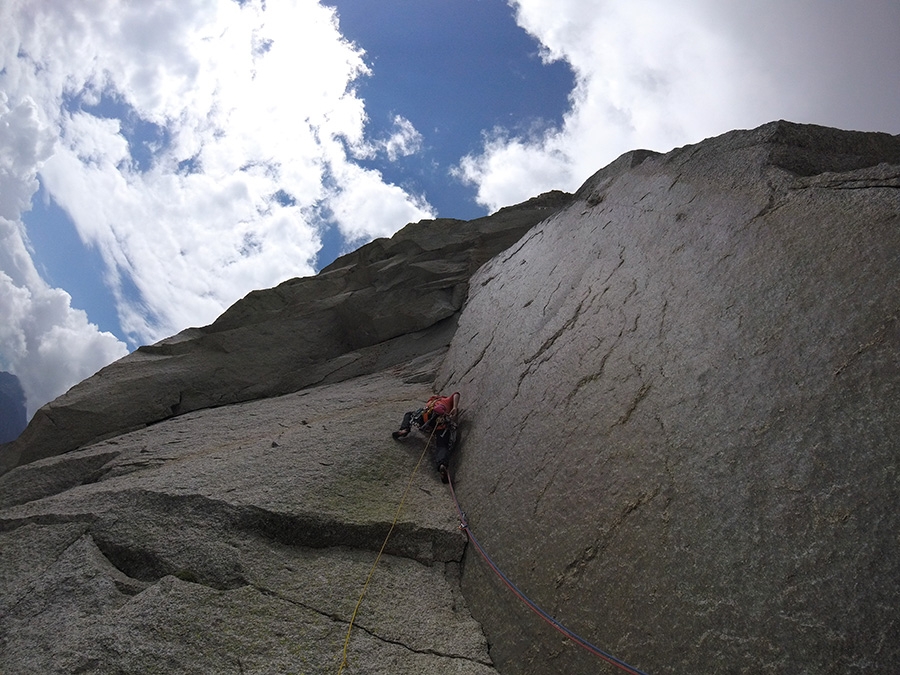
<box><xmin>1</xmin><ymin>121</ymin><xmax>899</xmax><ymax>674</ymax></box>
<box><xmin>0</xmin><ymin>189</ymin><xmax>572</xmax><ymax>474</ymax></box>
<box><xmin>436</xmin><ymin>121</ymin><xmax>900</xmax><ymax>674</ymax></box>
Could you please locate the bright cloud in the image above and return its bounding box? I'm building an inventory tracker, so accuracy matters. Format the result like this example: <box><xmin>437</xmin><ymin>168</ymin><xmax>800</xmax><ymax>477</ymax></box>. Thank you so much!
<box><xmin>0</xmin><ymin>0</ymin><xmax>435</xmax><ymax>415</ymax></box>
<box><xmin>0</xmin><ymin>96</ymin><xmax>54</xmax><ymax>220</ymax></box>
<box><xmin>326</xmin><ymin>160</ymin><xmax>433</xmax><ymax>243</ymax></box>
<box><xmin>381</xmin><ymin>115</ymin><xmax>424</xmax><ymax>162</ymax></box>
<box><xmin>0</xmin><ymin>94</ymin><xmax>128</xmax><ymax>418</ymax></box>
<box><xmin>458</xmin><ymin>0</ymin><xmax>900</xmax><ymax>211</ymax></box>
<box><xmin>0</xmin><ymin>262</ymin><xmax>128</xmax><ymax>420</ymax></box>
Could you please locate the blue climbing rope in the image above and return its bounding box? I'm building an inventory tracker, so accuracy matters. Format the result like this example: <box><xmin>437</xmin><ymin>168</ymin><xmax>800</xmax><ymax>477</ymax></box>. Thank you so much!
<box><xmin>446</xmin><ymin>471</ymin><xmax>650</xmax><ymax>675</ymax></box>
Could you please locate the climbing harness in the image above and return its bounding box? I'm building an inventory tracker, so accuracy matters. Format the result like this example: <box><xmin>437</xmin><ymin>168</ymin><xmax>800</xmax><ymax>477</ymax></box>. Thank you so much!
<box><xmin>446</xmin><ymin>471</ymin><xmax>650</xmax><ymax>675</ymax></box>
<box><xmin>336</xmin><ymin>425</ymin><xmax>436</xmax><ymax>674</ymax></box>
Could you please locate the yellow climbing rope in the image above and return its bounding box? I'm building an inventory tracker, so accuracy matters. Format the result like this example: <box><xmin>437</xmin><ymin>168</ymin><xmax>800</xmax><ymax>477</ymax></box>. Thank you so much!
<box><xmin>336</xmin><ymin>425</ymin><xmax>435</xmax><ymax>674</ymax></box>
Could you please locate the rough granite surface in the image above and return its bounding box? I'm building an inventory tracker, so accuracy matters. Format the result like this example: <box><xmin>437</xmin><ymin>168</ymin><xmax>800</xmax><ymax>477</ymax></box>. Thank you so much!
<box><xmin>1</xmin><ymin>356</ymin><xmax>494</xmax><ymax>674</ymax></box>
<box><xmin>2</xmin><ymin>121</ymin><xmax>899</xmax><ymax>674</ymax></box>
<box><xmin>436</xmin><ymin>121</ymin><xmax>900</xmax><ymax>674</ymax></box>
<box><xmin>1</xmin><ymin>190</ymin><xmax>571</xmax><ymax>472</ymax></box>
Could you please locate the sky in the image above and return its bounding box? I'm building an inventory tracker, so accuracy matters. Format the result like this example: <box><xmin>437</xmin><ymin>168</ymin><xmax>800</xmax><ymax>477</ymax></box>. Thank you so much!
<box><xmin>1</xmin><ymin>0</ymin><xmax>899</xmax><ymax>421</ymax></box>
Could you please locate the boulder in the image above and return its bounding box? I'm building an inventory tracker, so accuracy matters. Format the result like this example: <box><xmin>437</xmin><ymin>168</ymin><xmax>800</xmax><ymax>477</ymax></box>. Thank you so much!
<box><xmin>437</xmin><ymin>121</ymin><xmax>900</xmax><ymax>673</ymax></box>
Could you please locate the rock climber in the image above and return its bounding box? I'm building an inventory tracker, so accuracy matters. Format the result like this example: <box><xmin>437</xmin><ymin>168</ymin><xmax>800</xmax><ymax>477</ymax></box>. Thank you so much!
<box><xmin>392</xmin><ymin>392</ymin><xmax>460</xmax><ymax>483</ymax></box>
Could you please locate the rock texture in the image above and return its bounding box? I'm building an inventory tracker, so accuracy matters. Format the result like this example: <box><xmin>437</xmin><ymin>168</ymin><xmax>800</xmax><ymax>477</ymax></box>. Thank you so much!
<box><xmin>2</xmin><ymin>121</ymin><xmax>899</xmax><ymax>675</ymax></box>
<box><xmin>0</xmin><ymin>357</ymin><xmax>495</xmax><ymax>674</ymax></box>
<box><xmin>436</xmin><ymin>121</ymin><xmax>900</xmax><ymax>673</ymax></box>
<box><xmin>0</xmin><ymin>189</ymin><xmax>572</xmax><ymax>473</ymax></box>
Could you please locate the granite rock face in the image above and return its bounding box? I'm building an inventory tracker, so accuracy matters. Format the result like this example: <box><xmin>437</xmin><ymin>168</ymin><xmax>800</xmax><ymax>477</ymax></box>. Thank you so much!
<box><xmin>436</xmin><ymin>121</ymin><xmax>900</xmax><ymax>674</ymax></box>
<box><xmin>0</xmin><ymin>358</ymin><xmax>496</xmax><ymax>674</ymax></box>
<box><xmin>1</xmin><ymin>121</ymin><xmax>899</xmax><ymax>674</ymax></box>
<box><xmin>0</xmin><ymin>190</ymin><xmax>573</xmax><ymax>674</ymax></box>
<box><xmin>0</xmin><ymin>190</ymin><xmax>571</xmax><ymax>473</ymax></box>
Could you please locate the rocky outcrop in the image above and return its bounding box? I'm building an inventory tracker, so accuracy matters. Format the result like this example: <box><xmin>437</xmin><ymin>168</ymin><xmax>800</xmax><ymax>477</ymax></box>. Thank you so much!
<box><xmin>436</xmin><ymin>121</ymin><xmax>900</xmax><ymax>673</ymax></box>
<box><xmin>0</xmin><ymin>189</ymin><xmax>573</xmax><ymax>675</ymax></box>
<box><xmin>0</xmin><ymin>189</ymin><xmax>572</xmax><ymax>474</ymax></box>
<box><xmin>2</xmin><ymin>121</ymin><xmax>899</xmax><ymax>674</ymax></box>
<box><xmin>0</xmin><ymin>356</ymin><xmax>496</xmax><ymax>674</ymax></box>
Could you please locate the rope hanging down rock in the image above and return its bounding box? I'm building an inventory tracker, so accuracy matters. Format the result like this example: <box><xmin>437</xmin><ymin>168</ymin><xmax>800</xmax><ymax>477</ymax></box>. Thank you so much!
<box><xmin>337</xmin><ymin>425</ymin><xmax>436</xmax><ymax>674</ymax></box>
<box><xmin>446</xmin><ymin>470</ymin><xmax>650</xmax><ymax>675</ymax></box>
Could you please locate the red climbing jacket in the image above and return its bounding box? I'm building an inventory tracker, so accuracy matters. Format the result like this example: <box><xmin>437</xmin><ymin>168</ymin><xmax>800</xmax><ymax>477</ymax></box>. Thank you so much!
<box><xmin>421</xmin><ymin>392</ymin><xmax>459</xmax><ymax>429</ymax></box>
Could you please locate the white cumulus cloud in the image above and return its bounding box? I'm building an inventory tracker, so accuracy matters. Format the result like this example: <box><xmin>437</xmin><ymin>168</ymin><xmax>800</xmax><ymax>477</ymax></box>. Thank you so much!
<box><xmin>0</xmin><ymin>0</ymin><xmax>435</xmax><ymax>416</ymax></box>
<box><xmin>0</xmin><ymin>93</ymin><xmax>128</xmax><ymax>418</ymax></box>
<box><xmin>382</xmin><ymin>115</ymin><xmax>425</xmax><ymax>162</ymax></box>
<box><xmin>457</xmin><ymin>0</ymin><xmax>900</xmax><ymax>211</ymax></box>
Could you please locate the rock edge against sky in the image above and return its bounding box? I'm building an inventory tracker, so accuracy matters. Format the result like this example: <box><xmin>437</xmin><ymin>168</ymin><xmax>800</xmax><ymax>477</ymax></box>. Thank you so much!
<box><xmin>2</xmin><ymin>121</ymin><xmax>899</xmax><ymax>674</ymax></box>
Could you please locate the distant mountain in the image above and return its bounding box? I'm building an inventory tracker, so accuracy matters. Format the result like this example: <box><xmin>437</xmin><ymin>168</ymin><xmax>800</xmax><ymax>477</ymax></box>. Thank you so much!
<box><xmin>0</xmin><ymin>372</ymin><xmax>26</xmax><ymax>443</ymax></box>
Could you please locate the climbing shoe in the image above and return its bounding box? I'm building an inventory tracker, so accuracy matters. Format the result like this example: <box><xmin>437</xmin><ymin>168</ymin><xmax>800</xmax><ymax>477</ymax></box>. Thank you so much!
<box><xmin>392</xmin><ymin>430</ymin><xmax>409</xmax><ymax>440</ymax></box>
<box><xmin>439</xmin><ymin>464</ymin><xmax>448</xmax><ymax>483</ymax></box>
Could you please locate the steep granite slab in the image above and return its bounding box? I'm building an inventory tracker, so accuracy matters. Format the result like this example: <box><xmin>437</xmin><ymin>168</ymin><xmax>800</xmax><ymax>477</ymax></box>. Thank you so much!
<box><xmin>5</xmin><ymin>120</ymin><xmax>899</xmax><ymax>674</ymax></box>
<box><xmin>0</xmin><ymin>363</ymin><xmax>494</xmax><ymax>674</ymax></box>
<box><xmin>1</xmin><ymin>190</ymin><xmax>572</xmax><ymax>472</ymax></box>
<box><xmin>437</xmin><ymin>121</ymin><xmax>900</xmax><ymax>674</ymax></box>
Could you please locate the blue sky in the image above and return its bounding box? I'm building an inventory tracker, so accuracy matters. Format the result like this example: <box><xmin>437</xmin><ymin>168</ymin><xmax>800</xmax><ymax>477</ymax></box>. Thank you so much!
<box><xmin>1</xmin><ymin>0</ymin><xmax>899</xmax><ymax>420</ymax></box>
<box><xmin>332</xmin><ymin>0</ymin><xmax>574</xmax><ymax>220</ymax></box>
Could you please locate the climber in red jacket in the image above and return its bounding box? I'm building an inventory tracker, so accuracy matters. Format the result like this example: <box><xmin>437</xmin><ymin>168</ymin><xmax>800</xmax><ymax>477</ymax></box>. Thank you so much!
<box><xmin>392</xmin><ymin>392</ymin><xmax>460</xmax><ymax>482</ymax></box>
